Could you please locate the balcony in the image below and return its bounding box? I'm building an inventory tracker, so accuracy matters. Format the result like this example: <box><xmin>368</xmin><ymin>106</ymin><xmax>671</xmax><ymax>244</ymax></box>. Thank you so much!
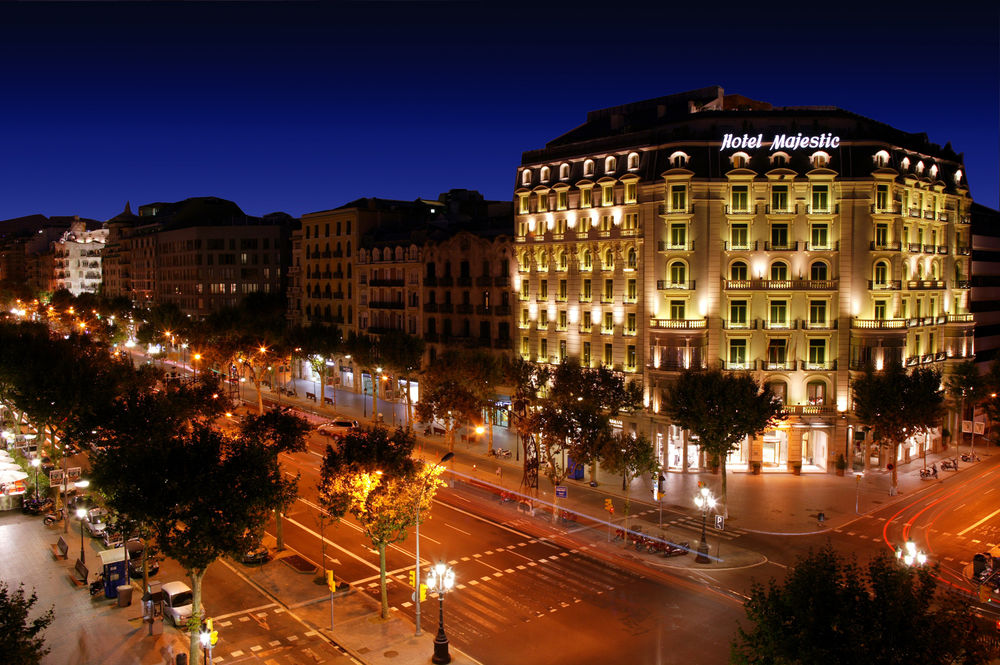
<box><xmin>725</xmin><ymin>279</ymin><xmax>837</xmax><ymax>291</ymax></box>
<box><xmin>423</xmin><ymin>303</ymin><xmax>438</xmax><ymax>313</ymax></box>
<box><xmin>946</xmin><ymin>313</ymin><xmax>974</xmax><ymax>323</ymax></box>
<box><xmin>938</xmin><ymin>212</ymin><xmax>951</xmax><ymax>222</ymax></box>
<box><xmin>783</xmin><ymin>404</ymin><xmax>836</xmax><ymax>416</ymax></box>
<box><xmin>906</xmin><ymin>243</ymin><xmax>922</xmax><ymax>253</ymax></box>
<box><xmin>957</xmin><ymin>246</ymin><xmax>971</xmax><ymax>255</ymax></box>
<box><xmin>806</xmin><ymin>203</ymin><xmax>838</xmax><ymax>215</ymax></box>
<box><xmin>802</xmin><ymin>360</ymin><xmax>837</xmax><ymax>371</ymax></box>
<box><xmin>924</xmin><ymin>211</ymin><xmax>936</xmax><ymax>220</ymax></box>
<box><xmin>870</xmin><ymin>241</ymin><xmax>902</xmax><ymax>251</ymax></box>
<box><xmin>724</xmin><ymin>241</ymin><xmax>758</xmax><ymax>251</ymax></box>
<box><xmin>456</xmin><ymin>303</ymin><xmax>473</xmax><ymax>314</ymax></box>
<box><xmin>369</xmin><ymin>277</ymin><xmax>404</xmax><ymax>287</ymax></box>
<box><xmin>908</xmin><ymin>208</ymin><xmax>922</xmax><ymax>218</ymax></box>
<box><xmin>906</xmin><ymin>280</ymin><xmax>946</xmax><ymax>290</ymax></box>
<box><xmin>438</xmin><ymin>303</ymin><xmax>454</xmax><ymax>313</ymax></box>
<box><xmin>369</xmin><ymin>301</ymin><xmax>405</xmax><ymax>310</ymax></box>
<box><xmin>723</xmin><ymin>360</ymin><xmax>758</xmax><ymax>371</ymax></box>
<box><xmin>762</xmin><ymin>360</ymin><xmax>797</xmax><ymax>372</ymax></box>
<box><xmin>494</xmin><ymin>276</ymin><xmax>511</xmax><ymax>287</ymax></box>
<box><xmin>937</xmin><ymin>246</ymin><xmax>949</xmax><ymax>255</ymax></box>
<box><xmin>423</xmin><ymin>332</ymin><xmax>439</xmax><ymax>343</ymax></box>
<box><xmin>804</xmin><ymin>319</ymin><xmax>838</xmax><ymax>330</ymax></box>
<box><xmin>493</xmin><ymin>337</ymin><xmax>513</xmax><ymax>350</ymax></box>
<box><xmin>806</xmin><ymin>241</ymin><xmax>839</xmax><ymax>251</ymax></box>
<box><xmin>764</xmin><ymin>241</ymin><xmax>799</xmax><ymax>251</ymax></box>
<box><xmin>657</xmin><ymin>203</ymin><xmax>693</xmax><ymax>215</ymax></box>
<box><xmin>922</xmin><ymin>245</ymin><xmax>936</xmax><ymax>254</ymax></box>
<box><xmin>475</xmin><ymin>276</ymin><xmax>492</xmax><ymax>287</ymax></box>
<box><xmin>722</xmin><ymin>319</ymin><xmax>757</xmax><ymax>330</ymax></box>
<box><xmin>870</xmin><ymin>204</ymin><xmax>902</xmax><ymax>214</ymax></box>
<box><xmin>868</xmin><ymin>280</ymin><xmax>902</xmax><ymax>290</ymax></box>
<box><xmin>475</xmin><ymin>305</ymin><xmax>491</xmax><ymax>315</ymax></box>
<box><xmin>725</xmin><ymin>204</ymin><xmax>755</xmax><ymax>215</ymax></box>
<box><xmin>657</xmin><ymin>240</ymin><xmax>695</xmax><ymax>252</ymax></box>
<box><xmin>853</xmin><ymin>318</ymin><xmax>907</xmax><ymax>330</ymax></box>
<box><xmin>649</xmin><ymin>318</ymin><xmax>707</xmax><ymax>330</ymax></box>
<box><xmin>457</xmin><ymin>276</ymin><xmax>472</xmax><ymax>287</ymax></box>
<box><xmin>656</xmin><ymin>280</ymin><xmax>696</xmax><ymax>291</ymax></box>
<box><xmin>956</xmin><ymin>280</ymin><xmax>972</xmax><ymax>289</ymax></box>
<box><xmin>762</xmin><ymin>319</ymin><xmax>797</xmax><ymax>330</ymax></box>
<box><xmin>438</xmin><ymin>276</ymin><xmax>454</xmax><ymax>287</ymax></box>
<box><xmin>652</xmin><ymin>359</ymin><xmax>708</xmax><ymax>372</ymax></box>
<box><xmin>958</xmin><ymin>214</ymin><xmax>971</xmax><ymax>224</ymax></box>
<box><xmin>423</xmin><ymin>276</ymin><xmax>438</xmax><ymax>287</ymax></box>
<box><xmin>765</xmin><ymin>204</ymin><xmax>796</xmax><ymax>215</ymax></box>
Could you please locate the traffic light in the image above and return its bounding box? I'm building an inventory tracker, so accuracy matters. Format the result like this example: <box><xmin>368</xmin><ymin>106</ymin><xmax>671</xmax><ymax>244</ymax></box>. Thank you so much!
<box><xmin>408</xmin><ymin>570</ymin><xmax>416</xmax><ymax>588</ymax></box>
<box><xmin>326</xmin><ymin>570</ymin><xmax>336</xmax><ymax>592</ymax></box>
<box><xmin>604</xmin><ymin>498</ymin><xmax>614</xmax><ymax>514</ymax></box>
<box><xmin>206</xmin><ymin>618</ymin><xmax>218</xmax><ymax>646</ymax></box>
<box><xmin>419</xmin><ymin>583</ymin><xmax>428</xmax><ymax>602</ymax></box>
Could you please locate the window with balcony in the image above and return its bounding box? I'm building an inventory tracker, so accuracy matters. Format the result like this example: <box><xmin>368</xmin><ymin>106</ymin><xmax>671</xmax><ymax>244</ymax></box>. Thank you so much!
<box><xmin>626</xmin><ymin>248</ymin><xmax>637</xmax><ymax>269</ymax></box>
<box><xmin>583</xmin><ymin>250</ymin><xmax>592</xmax><ymax>270</ymax></box>
<box><xmin>730</xmin><ymin>261</ymin><xmax>748</xmax><ymax>280</ymax></box>
<box><xmin>518</xmin><ymin>194</ymin><xmax>529</xmax><ymax>214</ymax></box>
<box><xmin>810</xmin><ymin>300</ymin><xmax>827</xmax><ymax>325</ymax></box>
<box><xmin>731</xmin><ymin>185</ymin><xmax>749</xmax><ymax>212</ymax></box>
<box><xmin>558</xmin><ymin>250</ymin><xmax>567</xmax><ymax>270</ymax></box>
<box><xmin>626</xmin><ymin>279</ymin><xmax>637</xmax><ymax>302</ymax></box>
<box><xmin>770</xmin><ymin>261</ymin><xmax>788</xmax><ymax>281</ymax></box>
<box><xmin>811</xmin><ymin>184</ymin><xmax>830</xmax><ymax>212</ymax></box>
<box><xmin>670</xmin><ymin>223</ymin><xmax>687</xmax><ymax>248</ymax></box>
<box><xmin>539</xmin><ymin>310</ymin><xmax>548</xmax><ymax>328</ymax></box>
<box><xmin>873</xmin><ymin>261</ymin><xmax>889</xmax><ymax>286</ymax></box>
<box><xmin>624</xmin><ymin>181</ymin><xmax>637</xmax><ymax>204</ymax></box>
<box><xmin>604</xmin><ymin>343</ymin><xmax>613</xmax><ymax>366</ymax></box>
<box><xmin>582</xmin><ymin>278</ymin><xmax>592</xmax><ymax>302</ymax></box>
<box><xmin>626</xmin><ymin>345</ymin><xmax>636</xmax><ymax>370</ymax></box>
<box><xmin>808</xmin><ymin>339</ymin><xmax>826</xmax><ymax>365</ymax></box>
<box><xmin>730</xmin><ymin>224</ymin><xmax>749</xmax><ymax>249</ymax></box>
<box><xmin>874</xmin><ymin>300</ymin><xmax>886</xmax><ymax>320</ymax></box>
<box><xmin>730</xmin><ymin>299</ymin><xmax>747</xmax><ymax>326</ymax></box>
<box><xmin>811</xmin><ymin>224</ymin><xmax>829</xmax><ymax>249</ymax></box>
<box><xmin>558</xmin><ymin>339</ymin><xmax>567</xmax><ymax>362</ymax></box>
<box><xmin>626</xmin><ymin>313</ymin><xmax>636</xmax><ymax>335</ymax></box>
<box><xmin>540</xmin><ymin>280</ymin><xmax>548</xmax><ymax>299</ymax></box>
<box><xmin>671</xmin><ymin>185</ymin><xmax>687</xmax><ymax>212</ymax></box>
<box><xmin>602</xmin><ymin>184</ymin><xmax>614</xmax><ymax>206</ymax></box>
<box><xmin>729</xmin><ymin>339</ymin><xmax>748</xmax><ymax>366</ymax></box>
<box><xmin>669</xmin><ymin>261</ymin><xmax>686</xmax><ymax>286</ymax></box>
<box><xmin>875</xmin><ymin>224</ymin><xmax>888</xmax><ymax>247</ymax></box>
<box><xmin>540</xmin><ymin>338</ymin><xmax>547</xmax><ymax>359</ymax></box>
<box><xmin>810</xmin><ymin>261</ymin><xmax>828</xmax><ymax>280</ymax></box>
<box><xmin>771</xmin><ymin>185</ymin><xmax>789</xmax><ymax>212</ymax></box>
<box><xmin>583</xmin><ymin>342</ymin><xmax>591</xmax><ymax>366</ymax></box>
<box><xmin>558</xmin><ymin>279</ymin><xmax>567</xmax><ymax>301</ymax></box>
<box><xmin>604</xmin><ymin>249</ymin><xmax>614</xmax><ymax>270</ymax></box>
<box><xmin>875</xmin><ymin>184</ymin><xmax>889</xmax><ymax>211</ymax></box>
<box><xmin>767</xmin><ymin>339</ymin><xmax>787</xmax><ymax>365</ymax></box>
<box><xmin>521</xmin><ymin>337</ymin><xmax>529</xmax><ymax>357</ymax></box>
<box><xmin>771</xmin><ymin>224</ymin><xmax>789</xmax><ymax>249</ymax></box>
<box><xmin>670</xmin><ymin>300</ymin><xmax>686</xmax><ymax>320</ymax></box>
<box><xmin>521</xmin><ymin>309</ymin><xmax>530</xmax><ymax>328</ymax></box>
<box><xmin>770</xmin><ymin>300</ymin><xmax>787</xmax><ymax>326</ymax></box>
<box><xmin>603</xmin><ymin>279</ymin><xmax>614</xmax><ymax>302</ymax></box>
<box><xmin>623</xmin><ymin>213</ymin><xmax>638</xmax><ymax>232</ymax></box>
<box><xmin>538</xmin><ymin>251</ymin><xmax>548</xmax><ymax>270</ymax></box>
<box><xmin>807</xmin><ymin>380</ymin><xmax>826</xmax><ymax>405</ymax></box>
<box><xmin>520</xmin><ymin>281</ymin><xmax>529</xmax><ymax>301</ymax></box>
<box><xmin>558</xmin><ymin>310</ymin><xmax>567</xmax><ymax>331</ymax></box>
<box><xmin>603</xmin><ymin>312</ymin><xmax>614</xmax><ymax>334</ymax></box>
<box><xmin>599</xmin><ymin>215</ymin><xmax>614</xmax><ymax>233</ymax></box>
<box><xmin>537</xmin><ymin>191</ymin><xmax>548</xmax><ymax>212</ymax></box>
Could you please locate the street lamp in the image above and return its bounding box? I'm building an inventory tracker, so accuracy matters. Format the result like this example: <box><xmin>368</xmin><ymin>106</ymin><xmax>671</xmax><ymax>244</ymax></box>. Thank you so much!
<box><xmin>896</xmin><ymin>540</ymin><xmax>927</xmax><ymax>567</ymax></box>
<box><xmin>75</xmin><ymin>506</ymin><xmax>87</xmax><ymax>563</ymax></box>
<box><xmin>193</xmin><ymin>353</ymin><xmax>201</xmax><ymax>380</ymax></box>
<box><xmin>199</xmin><ymin>622</ymin><xmax>215</xmax><ymax>664</ymax></box>
<box><xmin>426</xmin><ymin>562</ymin><xmax>456</xmax><ymax>664</ymax></box>
<box><xmin>30</xmin><ymin>457</ymin><xmax>40</xmax><ymax>501</ymax></box>
<box><xmin>415</xmin><ymin>451</ymin><xmax>453</xmax><ymax>637</ymax></box>
<box><xmin>693</xmin><ymin>484</ymin><xmax>716</xmax><ymax>564</ymax></box>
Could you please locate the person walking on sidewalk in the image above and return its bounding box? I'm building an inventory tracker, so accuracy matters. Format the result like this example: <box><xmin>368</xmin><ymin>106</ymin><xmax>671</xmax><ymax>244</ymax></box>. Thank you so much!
<box><xmin>496</xmin><ymin>466</ymin><xmax>503</xmax><ymax>485</ymax></box>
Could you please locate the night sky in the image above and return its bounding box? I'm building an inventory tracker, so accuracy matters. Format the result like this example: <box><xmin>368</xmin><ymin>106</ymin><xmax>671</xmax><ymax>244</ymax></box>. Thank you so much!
<box><xmin>0</xmin><ymin>2</ymin><xmax>997</xmax><ymax>221</ymax></box>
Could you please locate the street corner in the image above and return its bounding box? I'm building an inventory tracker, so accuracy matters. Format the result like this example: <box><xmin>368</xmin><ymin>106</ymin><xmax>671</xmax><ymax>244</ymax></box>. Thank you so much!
<box><xmin>658</xmin><ymin>542</ymin><xmax>768</xmax><ymax>571</ymax></box>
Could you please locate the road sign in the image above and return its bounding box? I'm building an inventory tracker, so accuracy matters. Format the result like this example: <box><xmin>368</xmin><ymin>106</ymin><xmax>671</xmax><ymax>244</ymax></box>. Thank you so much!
<box><xmin>963</xmin><ymin>420</ymin><xmax>973</xmax><ymax>433</ymax></box>
<box><xmin>555</xmin><ymin>486</ymin><xmax>567</xmax><ymax>498</ymax></box>
<box><xmin>714</xmin><ymin>515</ymin><xmax>725</xmax><ymax>531</ymax></box>
<box><xmin>974</xmin><ymin>421</ymin><xmax>986</xmax><ymax>435</ymax></box>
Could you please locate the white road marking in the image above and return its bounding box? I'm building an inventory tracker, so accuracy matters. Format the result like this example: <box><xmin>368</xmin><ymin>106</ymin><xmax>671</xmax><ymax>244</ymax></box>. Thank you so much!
<box><xmin>213</xmin><ymin>604</ymin><xmax>278</xmax><ymax>622</ymax></box>
<box><xmin>445</xmin><ymin>523</ymin><xmax>472</xmax><ymax>536</ymax></box>
<box><xmin>959</xmin><ymin>507</ymin><xmax>1000</xmax><ymax>536</ymax></box>
<box><xmin>284</xmin><ymin>515</ymin><xmax>380</xmax><ymax>572</ymax></box>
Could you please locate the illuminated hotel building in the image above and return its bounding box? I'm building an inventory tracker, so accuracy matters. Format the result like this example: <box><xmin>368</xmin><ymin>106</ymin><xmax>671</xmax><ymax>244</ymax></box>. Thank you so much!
<box><xmin>514</xmin><ymin>86</ymin><xmax>975</xmax><ymax>473</ymax></box>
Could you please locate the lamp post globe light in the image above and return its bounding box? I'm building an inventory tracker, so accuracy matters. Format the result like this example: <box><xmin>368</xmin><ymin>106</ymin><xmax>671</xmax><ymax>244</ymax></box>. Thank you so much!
<box><xmin>896</xmin><ymin>540</ymin><xmax>928</xmax><ymax>567</ymax></box>
<box><xmin>426</xmin><ymin>562</ymin><xmax>456</xmax><ymax>664</ymax></box>
<box><xmin>75</xmin><ymin>506</ymin><xmax>87</xmax><ymax>563</ymax></box>
<box><xmin>415</xmin><ymin>451</ymin><xmax>453</xmax><ymax>637</ymax></box>
<box><xmin>30</xmin><ymin>457</ymin><xmax>40</xmax><ymax>500</ymax></box>
<box><xmin>693</xmin><ymin>484</ymin><xmax>716</xmax><ymax>564</ymax></box>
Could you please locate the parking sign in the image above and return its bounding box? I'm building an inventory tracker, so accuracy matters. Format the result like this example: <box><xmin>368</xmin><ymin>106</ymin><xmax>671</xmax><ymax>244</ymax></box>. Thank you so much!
<box><xmin>555</xmin><ymin>486</ymin><xmax>567</xmax><ymax>498</ymax></box>
<box><xmin>714</xmin><ymin>515</ymin><xmax>725</xmax><ymax>531</ymax></box>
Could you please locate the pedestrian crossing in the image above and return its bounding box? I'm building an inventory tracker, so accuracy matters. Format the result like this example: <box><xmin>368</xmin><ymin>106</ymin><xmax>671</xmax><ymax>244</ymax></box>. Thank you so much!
<box><xmin>636</xmin><ymin>510</ymin><xmax>747</xmax><ymax>541</ymax></box>
<box><xmin>358</xmin><ymin>542</ymin><xmax>638</xmax><ymax>642</ymax></box>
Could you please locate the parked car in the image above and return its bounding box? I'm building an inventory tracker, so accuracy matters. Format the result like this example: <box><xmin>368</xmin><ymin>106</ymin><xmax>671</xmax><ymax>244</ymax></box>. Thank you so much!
<box><xmin>82</xmin><ymin>508</ymin><xmax>109</xmax><ymax>537</ymax></box>
<box><xmin>125</xmin><ymin>538</ymin><xmax>159</xmax><ymax>578</ymax></box>
<box><xmin>101</xmin><ymin>529</ymin><xmax>123</xmax><ymax>548</ymax></box>
<box><xmin>240</xmin><ymin>544</ymin><xmax>271</xmax><ymax>566</ymax></box>
<box><xmin>161</xmin><ymin>581</ymin><xmax>195</xmax><ymax>627</ymax></box>
<box><xmin>316</xmin><ymin>419</ymin><xmax>359</xmax><ymax>439</ymax></box>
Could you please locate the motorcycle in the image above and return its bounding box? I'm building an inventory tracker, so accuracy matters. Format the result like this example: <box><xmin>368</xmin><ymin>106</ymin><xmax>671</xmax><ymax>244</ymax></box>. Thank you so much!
<box><xmin>21</xmin><ymin>497</ymin><xmax>54</xmax><ymax>515</ymax></box>
<box><xmin>488</xmin><ymin>448</ymin><xmax>511</xmax><ymax>459</ymax></box>
<box><xmin>919</xmin><ymin>467</ymin><xmax>937</xmax><ymax>480</ymax></box>
<box><xmin>940</xmin><ymin>458</ymin><xmax>959</xmax><ymax>471</ymax></box>
<box><xmin>89</xmin><ymin>574</ymin><xmax>104</xmax><ymax>596</ymax></box>
<box><xmin>42</xmin><ymin>508</ymin><xmax>66</xmax><ymax>526</ymax></box>
<box><xmin>961</xmin><ymin>452</ymin><xmax>981</xmax><ymax>463</ymax></box>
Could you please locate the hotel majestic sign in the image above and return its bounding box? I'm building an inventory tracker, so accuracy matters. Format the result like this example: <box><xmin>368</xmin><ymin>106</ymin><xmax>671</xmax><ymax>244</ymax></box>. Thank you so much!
<box><xmin>721</xmin><ymin>132</ymin><xmax>841</xmax><ymax>151</ymax></box>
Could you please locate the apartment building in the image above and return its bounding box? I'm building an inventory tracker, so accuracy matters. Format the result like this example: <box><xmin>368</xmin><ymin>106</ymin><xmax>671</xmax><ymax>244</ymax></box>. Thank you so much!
<box><xmin>52</xmin><ymin>218</ymin><xmax>108</xmax><ymax>295</ymax></box>
<box><xmin>514</xmin><ymin>86</ymin><xmax>975</xmax><ymax>473</ymax></box>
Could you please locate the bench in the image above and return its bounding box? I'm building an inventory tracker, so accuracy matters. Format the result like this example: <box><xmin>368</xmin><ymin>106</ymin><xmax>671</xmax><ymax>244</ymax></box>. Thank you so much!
<box><xmin>51</xmin><ymin>536</ymin><xmax>69</xmax><ymax>560</ymax></box>
<box><xmin>71</xmin><ymin>559</ymin><xmax>88</xmax><ymax>587</ymax></box>
<box><xmin>324</xmin><ymin>397</ymin><xmax>333</xmax><ymax>405</ymax></box>
<box><xmin>305</xmin><ymin>392</ymin><xmax>317</xmax><ymax>402</ymax></box>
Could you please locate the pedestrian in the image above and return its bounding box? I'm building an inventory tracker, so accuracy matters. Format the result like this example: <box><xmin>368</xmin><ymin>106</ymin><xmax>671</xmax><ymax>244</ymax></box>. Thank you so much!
<box><xmin>931</xmin><ymin>462</ymin><xmax>938</xmax><ymax>479</ymax></box>
<box><xmin>496</xmin><ymin>466</ymin><xmax>502</xmax><ymax>482</ymax></box>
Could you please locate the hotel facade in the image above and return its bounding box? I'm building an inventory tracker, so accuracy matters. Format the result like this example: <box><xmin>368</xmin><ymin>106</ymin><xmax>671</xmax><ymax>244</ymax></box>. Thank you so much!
<box><xmin>514</xmin><ymin>86</ymin><xmax>975</xmax><ymax>473</ymax></box>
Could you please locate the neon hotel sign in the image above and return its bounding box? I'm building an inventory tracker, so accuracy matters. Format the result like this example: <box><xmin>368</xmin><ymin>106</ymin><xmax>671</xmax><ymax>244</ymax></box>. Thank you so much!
<box><xmin>720</xmin><ymin>132</ymin><xmax>841</xmax><ymax>151</ymax></box>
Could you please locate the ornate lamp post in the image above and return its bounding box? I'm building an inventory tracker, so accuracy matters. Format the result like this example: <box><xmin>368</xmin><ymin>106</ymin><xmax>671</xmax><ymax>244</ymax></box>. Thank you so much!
<box><xmin>75</xmin><ymin>506</ymin><xmax>88</xmax><ymax>563</ymax></box>
<box><xmin>30</xmin><ymin>457</ymin><xmax>40</xmax><ymax>501</ymax></box>
<box><xmin>693</xmin><ymin>484</ymin><xmax>716</xmax><ymax>564</ymax></box>
<box><xmin>426</xmin><ymin>563</ymin><xmax>456</xmax><ymax>664</ymax></box>
<box><xmin>415</xmin><ymin>452</ymin><xmax>453</xmax><ymax>636</ymax></box>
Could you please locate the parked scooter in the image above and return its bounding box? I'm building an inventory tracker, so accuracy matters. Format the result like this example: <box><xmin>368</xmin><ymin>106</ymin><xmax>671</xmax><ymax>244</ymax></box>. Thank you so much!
<box><xmin>961</xmin><ymin>452</ymin><xmax>981</xmax><ymax>463</ymax></box>
<box><xmin>89</xmin><ymin>573</ymin><xmax>104</xmax><ymax>596</ymax></box>
<box><xmin>940</xmin><ymin>458</ymin><xmax>959</xmax><ymax>471</ymax></box>
<box><xmin>21</xmin><ymin>496</ymin><xmax>54</xmax><ymax>515</ymax></box>
<box><xmin>919</xmin><ymin>466</ymin><xmax>938</xmax><ymax>480</ymax></box>
<box><xmin>42</xmin><ymin>508</ymin><xmax>66</xmax><ymax>526</ymax></box>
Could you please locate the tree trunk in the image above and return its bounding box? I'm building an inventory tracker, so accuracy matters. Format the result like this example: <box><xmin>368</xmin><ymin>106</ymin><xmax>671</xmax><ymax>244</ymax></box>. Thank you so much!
<box><xmin>188</xmin><ymin>568</ymin><xmax>206</xmax><ymax>665</ymax></box>
<box><xmin>321</xmin><ymin>365</ymin><xmax>328</xmax><ymax>409</ymax></box>
<box><xmin>487</xmin><ymin>407</ymin><xmax>494</xmax><ymax>454</ymax></box>
<box><xmin>378</xmin><ymin>542</ymin><xmax>389</xmax><ymax>619</ymax></box>
<box><xmin>891</xmin><ymin>442</ymin><xmax>899</xmax><ymax>494</ymax></box>
<box><xmin>275</xmin><ymin>509</ymin><xmax>285</xmax><ymax>551</ymax></box>
<box><xmin>624</xmin><ymin>480</ymin><xmax>631</xmax><ymax>534</ymax></box>
<box><xmin>404</xmin><ymin>378</ymin><xmax>411</xmax><ymax>429</ymax></box>
<box><xmin>255</xmin><ymin>378</ymin><xmax>264</xmax><ymax>415</ymax></box>
<box><xmin>721</xmin><ymin>456</ymin><xmax>729</xmax><ymax>519</ymax></box>
<box><xmin>589</xmin><ymin>460</ymin><xmax>597</xmax><ymax>484</ymax></box>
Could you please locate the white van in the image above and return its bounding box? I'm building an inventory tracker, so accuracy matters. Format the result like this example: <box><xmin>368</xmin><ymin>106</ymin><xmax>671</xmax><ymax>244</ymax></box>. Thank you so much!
<box><xmin>161</xmin><ymin>581</ymin><xmax>194</xmax><ymax>627</ymax></box>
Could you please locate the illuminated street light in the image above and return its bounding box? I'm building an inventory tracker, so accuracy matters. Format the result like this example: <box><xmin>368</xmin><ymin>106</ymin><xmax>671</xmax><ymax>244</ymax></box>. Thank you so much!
<box><xmin>426</xmin><ymin>562</ymin><xmax>456</xmax><ymax>664</ymax></box>
<box><xmin>693</xmin><ymin>484</ymin><xmax>716</xmax><ymax>564</ymax></box>
<box><xmin>415</xmin><ymin>452</ymin><xmax>453</xmax><ymax>637</ymax></box>
<box><xmin>896</xmin><ymin>540</ymin><xmax>927</xmax><ymax>567</ymax></box>
<box><xmin>30</xmin><ymin>457</ymin><xmax>40</xmax><ymax>501</ymax></box>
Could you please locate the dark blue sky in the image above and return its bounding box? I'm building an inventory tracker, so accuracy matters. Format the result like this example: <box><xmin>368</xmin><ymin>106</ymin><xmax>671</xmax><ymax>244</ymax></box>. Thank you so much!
<box><xmin>1</xmin><ymin>2</ymin><xmax>997</xmax><ymax>221</ymax></box>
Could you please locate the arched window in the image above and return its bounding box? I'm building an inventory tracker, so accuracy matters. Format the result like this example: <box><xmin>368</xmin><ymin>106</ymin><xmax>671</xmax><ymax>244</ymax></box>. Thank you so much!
<box><xmin>559</xmin><ymin>163</ymin><xmax>570</xmax><ymax>179</ymax></box>
<box><xmin>810</xmin><ymin>261</ymin><xmax>828</xmax><ymax>280</ymax></box>
<box><xmin>807</xmin><ymin>380</ymin><xmax>826</xmax><ymax>405</ymax></box>
<box><xmin>583</xmin><ymin>159</ymin><xmax>595</xmax><ymax>177</ymax></box>
<box><xmin>520</xmin><ymin>251</ymin><xmax>530</xmax><ymax>271</ymax></box>
<box><xmin>605</xmin><ymin>156</ymin><xmax>617</xmax><ymax>173</ymax></box>
<box><xmin>955</xmin><ymin>169</ymin><xmax>963</xmax><ymax>184</ymax></box>
<box><xmin>604</xmin><ymin>248</ymin><xmax>614</xmax><ymax>270</ymax></box>
<box><xmin>770</xmin><ymin>151</ymin><xmax>790</xmax><ymax>167</ymax></box>
<box><xmin>917</xmin><ymin>262</ymin><xmax>925</xmax><ymax>279</ymax></box>
<box><xmin>731</xmin><ymin>152</ymin><xmax>750</xmax><ymax>168</ymax></box>
<box><xmin>810</xmin><ymin>151</ymin><xmax>830</xmax><ymax>168</ymax></box>
<box><xmin>931</xmin><ymin>261</ymin><xmax>939</xmax><ymax>280</ymax></box>
<box><xmin>874</xmin><ymin>150</ymin><xmax>890</xmax><ymax>168</ymax></box>
<box><xmin>770</xmin><ymin>261</ymin><xmax>788</xmax><ymax>281</ymax></box>
<box><xmin>627</xmin><ymin>247</ymin><xmax>637</xmax><ymax>269</ymax></box>
<box><xmin>874</xmin><ymin>260</ymin><xmax>889</xmax><ymax>285</ymax></box>
<box><xmin>767</xmin><ymin>381</ymin><xmax>787</xmax><ymax>404</ymax></box>
<box><xmin>522</xmin><ymin>169</ymin><xmax>532</xmax><ymax>186</ymax></box>
<box><xmin>730</xmin><ymin>261</ymin><xmax>748</xmax><ymax>280</ymax></box>
<box><xmin>669</xmin><ymin>261</ymin><xmax>686</xmax><ymax>285</ymax></box>
<box><xmin>583</xmin><ymin>250</ymin><xmax>592</xmax><ymax>270</ymax></box>
<box><xmin>929</xmin><ymin>164</ymin><xmax>938</xmax><ymax>179</ymax></box>
<box><xmin>538</xmin><ymin>251</ymin><xmax>548</xmax><ymax>270</ymax></box>
<box><xmin>901</xmin><ymin>156</ymin><xmax>911</xmax><ymax>171</ymax></box>
<box><xmin>540</xmin><ymin>166</ymin><xmax>551</xmax><ymax>182</ymax></box>
<box><xmin>559</xmin><ymin>250</ymin><xmax>568</xmax><ymax>270</ymax></box>
<box><xmin>915</xmin><ymin>161</ymin><xmax>925</xmax><ymax>175</ymax></box>
<box><xmin>627</xmin><ymin>152</ymin><xmax>639</xmax><ymax>170</ymax></box>
<box><xmin>669</xmin><ymin>151</ymin><xmax>689</xmax><ymax>168</ymax></box>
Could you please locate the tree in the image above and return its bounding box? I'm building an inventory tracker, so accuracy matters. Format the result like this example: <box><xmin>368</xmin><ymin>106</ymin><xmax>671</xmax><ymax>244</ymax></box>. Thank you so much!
<box><xmin>731</xmin><ymin>545</ymin><xmax>989</xmax><ymax>665</ymax></box>
<box><xmin>946</xmin><ymin>360</ymin><xmax>986</xmax><ymax>454</ymax></box>
<box><xmin>92</xmin><ymin>406</ymin><xmax>301</xmax><ymax>665</ymax></box>
<box><xmin>289</xmin><ymin>323</ymin><xmax>342</xmax><ymax>405</ymax></box>
<box><xmin>853</xmin><ymin>362</ymin><xmax>944</xmax><ymax>493</ymax></box>
<box><xmin>663</xmin><ymin>367</ymin><xmax>783</xmax><ymax>517</ymax></box>
<box><xmin>345</xmin><ymin>332</ymin><xmax>383</xmax><ymax>419</ymax></box>
<box><xmin>599</xmin><ymin>431</ymin><xmax>658</xmax><ymax>534</ymax></box>
<box><xmin>416</xmin><ymin>350</ymin><xmax>481</xmax><ymax>450</ymax></box>
<box><xmin>378</xmin><ymin>329</ymin><xmax>425</xmax><ymax>429</ymax></box>
<box><xmin>0</xmin><ymin>582</ymin><xmax>54</xmax><ymax>665</ymax></box>
<box><xmin>317</xmin><ymin>426</ymin><xmax>444</xmax><ymax>619</ymax></box>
